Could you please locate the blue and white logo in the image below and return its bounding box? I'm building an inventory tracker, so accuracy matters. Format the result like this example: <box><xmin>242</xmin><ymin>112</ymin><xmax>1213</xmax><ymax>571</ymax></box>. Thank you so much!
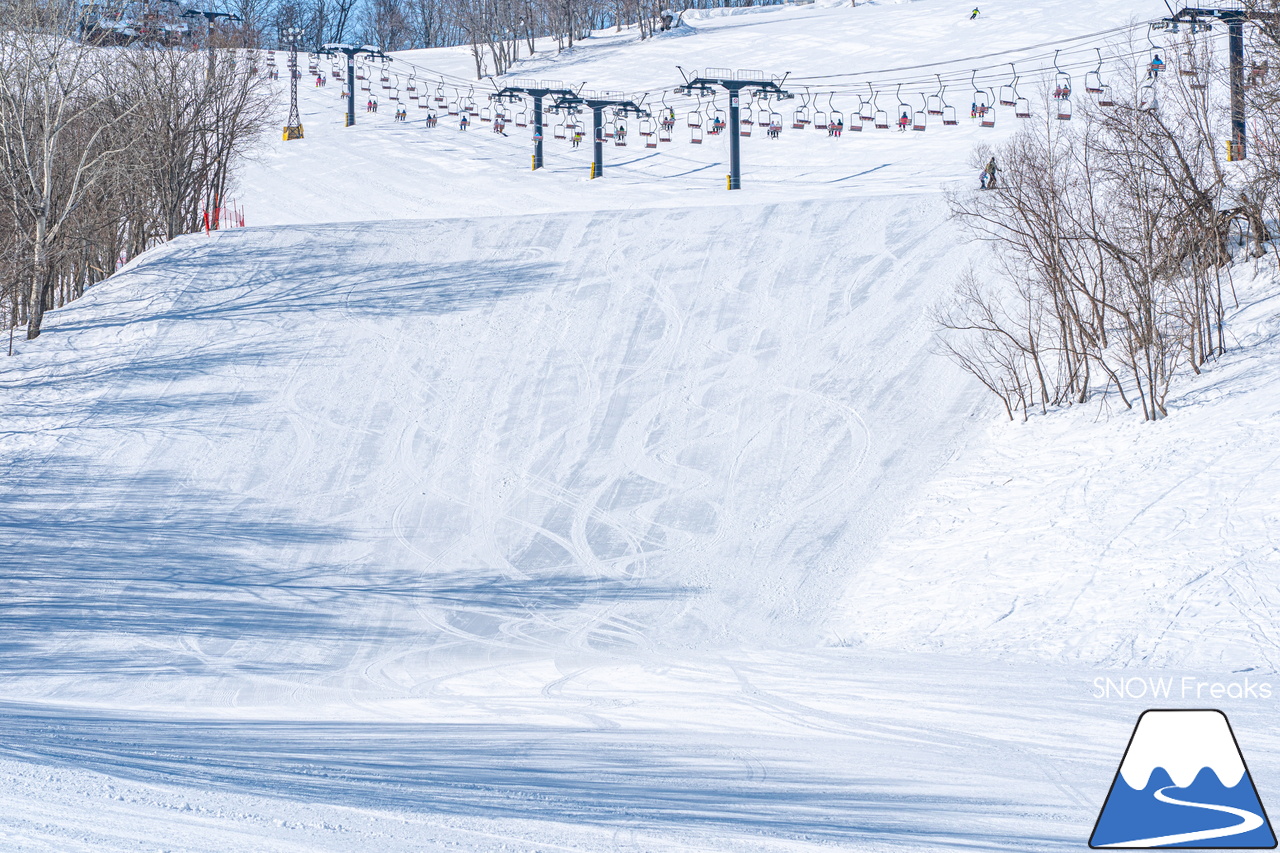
<box><xmin>1091</xmin><ymin>709</ymin><xmax>1276</xmax><ymax>848</ymax></box>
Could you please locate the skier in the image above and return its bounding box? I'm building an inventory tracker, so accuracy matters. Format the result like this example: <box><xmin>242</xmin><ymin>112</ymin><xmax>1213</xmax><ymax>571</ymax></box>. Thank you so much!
<box><xmin>1148</xmin><ymin>54</ymin><xmax>1165</xmax><ymax>79</ymax></box>
<box><xmin>460</xmin><ymin>113</ymin><xmax>469</xmax><ymax>130</ymax></box>
<box><xmin>970</xmin><ymin>7</ymin><xmax>979</xmax><ymax>18</ymax></box>
<box><xmin>572</xmin><ymin>129</ymin><xmax>583</xmax><ymax>148</ymax></box>
<box><xmin>983</xmin><ymin>156</ymin><xmax>999</xmax><ymax>189</ymax></box>
<box><xmin>898</xmin><ymin>111</ymin><xmax>910</xmax><ymax>131</ymax></box>
<box><xmin>366</xmin><ymin>98</ymin><xmax>373</xmax><ymax>113</ymax></box>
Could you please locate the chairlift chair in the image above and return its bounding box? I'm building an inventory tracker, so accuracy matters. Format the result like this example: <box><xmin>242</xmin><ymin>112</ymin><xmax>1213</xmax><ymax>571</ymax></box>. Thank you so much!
<box><xmin>981</xmin><ymin>88</ymin><xmax>996</xmax><ymax>127</ymax></box>
<box><xmin>791</xmin><ymin>104</ymin><xmax>810</xmax><ymax>129</ymax></box>
<box><xmin>928</xmin><ymin>77</ymin><xmax>945</xmax><ymax>115</ymax></box>
<box><xmin>1138</xmin><ymin>81</ymin><xmax>1159</xmax><ymax>111</ymax></box>
<box><xmin>942</xmin><ymin>104</ymin><xmax>958</xmax><ymax>125</ymax></box>
<box><xmin>658</xmin><ymin>121</ymin><xmax>672</xmax><ymax>143</ymax></box>
<box><xmin>614</xmin><ymin>120</ymin><xmax>627</xmax><ymax>146</ymax></box>
<box><xmin>418</xmin><ymin>94</ymin><xmax>429</xmax><ymax>109</ymax></box>
<box><xmin>1085</xmin><ymin>49</ymin><xmax>1105</xmax><ymax>93</ymax></box>
<box><xmin>691</xmin><ymin>122</ymin><xmax>703</xmax><ymax>144</ymax></box>
<box><xmin>1014</xmin><ymin>96</ymin><xmax>1030</xmax><ymax>118</ymax></box>
<box><xmin>830</xmin><ymin>108</ymin><xmax>845</xmax><ymax>131</ymax></box>
<box><xmin>435</xmin><ymin>84</ymin><xmax>446</xmax><ymax>103</ymax></box>
<box><xmin>913</xmin><ymin>94</ymin><xmax>927</xmax><ymax>131</ymax></box>
<box><xmin>814</xmin><ymin>107</ymin><xmax>828</xmax><ymax>130</ymax></box>
<box><xmin>480</xmin><ymin>104</ymin><xmax>492</xmax><ymax>122</ymax></box>
<box><xmin>1057</xmin><ymin>95</ymin><xmax>1073</xmax><ymax>120</ymax></box>
<box><xmin>516</xmin><ymin>109</ymin><xmax>528</xmax><ymax>127</ymax></box>
<box><xmin>757</xmin><ymin>102</ymin><xmax>771</xmax><ymax>127</ymax></box>
<box><xmin>893</xmin><ymin>84</ymin><xmax>913</xmax><ymax>131</ymax></box>
<box><xmin>999</xmin><ymin>64</ymin><xmax>1018</xmax><ymax>106</ymax></box>
<box><xmin>1098</xmin><ymin>84</ymin><xmax>1115</xmax><ymax>107</ymax></box>
<box><xmin>553</xmin><ymin>120</ymin><xmax>566</xmax><ymax>139</ymax></box>
<box><xmin>857</xmin><ymin>94</ymin><xmax>873</xmax><ymax>124</ymax></box>
<box><xmin>447</xmin><ymin>95</ymin><xmax>459</xmax><ymax>115</ymax></box>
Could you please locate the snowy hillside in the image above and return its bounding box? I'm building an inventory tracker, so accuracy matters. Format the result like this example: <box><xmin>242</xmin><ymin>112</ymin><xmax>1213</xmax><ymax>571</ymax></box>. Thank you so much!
<box><xmin>4</xmin><ymin>0</ymin><xmax>1280</xmax><ymax>849</ymax></box>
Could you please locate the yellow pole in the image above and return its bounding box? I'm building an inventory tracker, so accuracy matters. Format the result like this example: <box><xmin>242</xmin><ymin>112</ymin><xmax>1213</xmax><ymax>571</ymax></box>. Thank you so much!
<box><xmin>726</xmin><ymin>174</ymin><xmax>732</xmax><ymax>190</ymax></box>
<box><xmin>532</xmin><ymin>154</ymin><xmax>536</xmax><ymax>171</ymax></box>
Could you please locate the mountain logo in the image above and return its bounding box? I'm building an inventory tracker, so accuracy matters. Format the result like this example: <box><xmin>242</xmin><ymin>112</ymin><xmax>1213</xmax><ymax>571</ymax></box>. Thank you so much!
<box><xmin>1090</xmin><ymin>709</ymin><xmax>1277</xmax><ymax>849</ymax></box>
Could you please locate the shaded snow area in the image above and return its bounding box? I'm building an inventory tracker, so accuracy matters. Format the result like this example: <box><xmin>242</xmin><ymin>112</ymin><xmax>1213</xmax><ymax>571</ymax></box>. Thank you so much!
<box><xmin>4</xmin><ymin>0</ymin><xmax>1280</xmax><ymax>848</ymax></box>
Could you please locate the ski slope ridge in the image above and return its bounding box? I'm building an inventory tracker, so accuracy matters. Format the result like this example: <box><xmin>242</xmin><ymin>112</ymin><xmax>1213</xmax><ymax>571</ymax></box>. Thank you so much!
<box><xmin>2</xmin><ymin>196</ymin><xmax>983</xmax><ymax>711</ymax></box>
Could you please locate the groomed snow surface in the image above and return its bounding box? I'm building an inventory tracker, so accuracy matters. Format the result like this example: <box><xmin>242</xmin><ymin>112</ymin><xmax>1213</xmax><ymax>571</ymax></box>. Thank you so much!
<box><xmin>4</xmin><ymin>0</ymin><xmax>1280</xmax><ymax>849</ymax></box>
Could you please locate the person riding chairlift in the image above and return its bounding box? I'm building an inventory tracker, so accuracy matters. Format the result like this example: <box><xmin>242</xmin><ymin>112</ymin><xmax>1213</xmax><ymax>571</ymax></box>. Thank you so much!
<box><xmin>1148</xmin><ymin>54</ymin><xmax>1165</xmax><ymax>79</ymax></box>
<box><xmin>898</xmin><ymin>111</ymin><xmax>910</xmax><ymax>131</ymax></box>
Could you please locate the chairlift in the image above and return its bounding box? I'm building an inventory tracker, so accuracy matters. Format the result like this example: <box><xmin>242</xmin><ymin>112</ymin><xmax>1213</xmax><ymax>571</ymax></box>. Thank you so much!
<box><xmin>1014</xmin><ymin>96</ymin><xmax>1030</xmax><ymax>118</ymax></box>
<box><xmin>418</xmin><ymin>94</ymin><xmax>429</xmax><ymax>109</ymax></box>
<box><xmin>1052</xmin><ymin>52</ymin><xmax>1073</xmax><ymax>105</ymax></box>
<box><xmin>603</xmin><ymin>118</ymin><xmax>615</xmax><ymax>139</ymax></box>
<box><xmin>757</xmin><ymin>101</ymin><xmax>772</xmax><ymax>127</ymax></box>
<box><xmin>828</xmin><ymin>93</ymin><xmax>845</xmax><ymax>134</ymax></box>
<box><xmin>447</xmin><ymin>92</ymin><xmax>459</xmax><ymax>115</ymax></box>
<box><xmin>640</xmin><ymin>116</ymin><xmax>654</xmax><ymax>137</ymax></box>
<box><xmin>659</xmin><ymin>120</ymin><xmax>673</xmax><ymax>143</ymax></box>
<box><xmin>913</xmin><ymin>94</ymin><xmax>927</xmax><ymax>131</ymax></box>
<box><xmin>814</xmin><ymin>100</ymin><xmax>829</xmax><ymax>130</ymax></box>
<box><xmin>1085</xmin><ymin>48</ymin><xmax>1104</xmax><ymax>94</ymax></box>
<box><xmin>895</xmin><ymin>84</ymin><xmax>912</xmax><ymax>130</ymax></box>
<box><xmin>480</xmin><ymin>103</ymin><xmax>492</xmax><ymax>122</ymax></box>
<box><xmin>435</xmin><ymin>82</ymin><xmax>446</xmax><ymax>103</ymax></box>
<box><xmin>927</xmin><ymin>76</ymin><xmax>945</xmax><ymax>115</ymax></box>
<box><xmin>858</xmin><ymin>87</ymin><xmax>874</xmax><ymax>124</ymax></box>
<box><xmin>970</xmin><ymin>72</ymin><xmax>991</xmax><ymax>120</ymax></box>
<box><xmin>516</xmin><ymin>108</ymin><xmax>528</xmax><ymax>127</ymax></box>
<box><xmin>553</xmin><ymin>120</ymin><xmax>566</xmax><ymax>139</ymax></box>
<box><xmin>1138</xmin><ymin>81</ymin><xmax>1159</xmax><ymax>112</ymax></box>
<box><xmin>942</xmin><ymin>103</ymin><xmax>958</xmax><ymax>125</ymax></box>
<box><xmin>1057</xmin><ymin>94</ymin><xmax>1073</xmax><ymax>121</ymax></box>
<box><xmin>999</xmin><ymin>64</ymin><xmax>1018</xmax><ymax>107</ymax></box>
<box><xmin>1098</xmin><ymin>84</ymin><xmax>1115</xmax><ymax>107</ymax></box>
<box><xmin>711</xmin><ymin>97</ymin><xmax>727</xmax><ymax>134</ymax></box>
<box><xmin>740</xmin><ymin>98</ymin><xmax>754</xmax><ymax>135</ymax></box>
<box><xmin>981</xmin><ymin>88</ymin><xmax>996</xmax><ymax>127</ymax></box>
<box><xmin>406</xmin><ymin>76</ymin><xmax>417</xmax><ymax>92</ymax></box>
<box><xmin>614</xmin><ymin>120</ymin><xmax>627</xmax><ymax>146</ymax></box>
<box><xmin>689</xmin><ymin>109</ymin><xmax>704</xmax><ymax>144</ymax></box>
<box><xmin>792</xmin><ymin>89</ymin><xmax>812</xmax><ymax>128</ymax></box>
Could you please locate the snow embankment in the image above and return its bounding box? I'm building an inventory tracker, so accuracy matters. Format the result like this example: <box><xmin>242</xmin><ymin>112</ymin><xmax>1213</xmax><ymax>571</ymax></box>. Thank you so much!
<box><xmin>833</xmin><ymin>258</ymin><xmax>1280</xmax><ymax>669</ymax></box>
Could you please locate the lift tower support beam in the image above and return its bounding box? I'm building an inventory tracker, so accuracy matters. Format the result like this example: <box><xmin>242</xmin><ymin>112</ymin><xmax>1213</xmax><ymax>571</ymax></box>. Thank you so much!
<box><xmin>494</xmin><ymin>80</ymin><xmax>579</xmax><ymax>169</ymax></box>
<box><xmin>322</xmin><ymin>43</ymin><xmax>389</xmax><ymax>128</ymax></box>
<box><xmin>553</xmin><ymin>90</ymin><xmax>648</xmax><ymax>178</ymax></box>
<box><xmin>677</xmin><ymin>67</ymin><xmax>790</xmax><ymax>189</ymax></box>
<box><xmin>1159</xmin><ymin>5</ymin><xmax>1280</xmax><ymax>160</ymax></box>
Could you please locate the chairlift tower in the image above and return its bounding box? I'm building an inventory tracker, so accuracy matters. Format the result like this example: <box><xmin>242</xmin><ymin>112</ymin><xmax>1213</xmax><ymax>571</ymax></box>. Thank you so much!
<box><xmin>493</xmin><ymin>80</ymin><xmax>579</xmax><ymax>170</ymax></box>
<box><xmin>554</xmin><ymin>90</ymin><xmax>648</xmax><ymax>178</ymax></box>
<box><xmin>677</xmin><ymin>67</ymin><xmax>790</xmax><ymax>189</ymax></box>
<box><xmin>323</xmin><ymin>43</ymin><xmax>389</xmax><ymax>127</ymax></box>
<box><xmin>1158</xmin><ymin>2</ymin><xmax>1278</xmax><ymax>160</ymax></box>
<box><xmin>180</xmin><ymin>8</ymin><xmax>241</xmax><ymax>78</ymax></box>
<box><xmin>281</xmin><ymin>26</ymin><xmax>304</xmax><ymax>140</ymax></box>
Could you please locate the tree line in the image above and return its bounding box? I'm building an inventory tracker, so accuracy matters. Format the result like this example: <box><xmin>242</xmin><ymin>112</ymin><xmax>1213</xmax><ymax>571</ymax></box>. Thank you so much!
<box><xmin>0</xmin><ymin>0</ymin><xmax>271</xmax><ymax>340</ymax></box>
<box><xmin>939</xmin><ymin>16</ymin><xmax>1280</xmax><ymax>421</ymax></box>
